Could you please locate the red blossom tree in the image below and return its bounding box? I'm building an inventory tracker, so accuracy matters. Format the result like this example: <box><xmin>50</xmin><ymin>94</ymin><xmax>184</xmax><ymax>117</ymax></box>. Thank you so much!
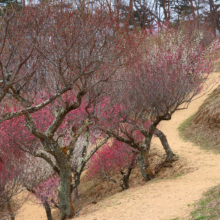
<box><xmin>87</xmin><ymin>140</ymin><xmax>137</xmax><ymax>190</ymax></box>
<box><xmin>34</xmin><ymin>177</ymin><xmax>59</xmax><ymax>207</ymax></box>
<box><xmin>21</xmin><ymin>154</ymin><xmax>59</xmax><ymax>220</ymax></box>
<box><xmin>1</xmin><ymin>2</ymin><xmax>219</xmax><ymax>219</ymax></box>
<box><xmin>101</xmin><ymin>29</ymin><xmax>220</xmax><ymax>181</ymax></box>
<box><xmin>0</xmin><ymin>2</ymin><xmax>140</xmax><ymax>219</ymax></box>
<box><xmin>0</xmin><ymin>139</ymin><xmax>27</xmax><ymax>220</ymax></box>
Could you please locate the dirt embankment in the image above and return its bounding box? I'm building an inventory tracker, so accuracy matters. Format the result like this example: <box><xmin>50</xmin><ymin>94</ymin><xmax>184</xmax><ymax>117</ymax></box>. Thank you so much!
<box><xmin>180</xmin><ymin>85</ymin><xmax>220</xmax><ymax>153</ymax></box>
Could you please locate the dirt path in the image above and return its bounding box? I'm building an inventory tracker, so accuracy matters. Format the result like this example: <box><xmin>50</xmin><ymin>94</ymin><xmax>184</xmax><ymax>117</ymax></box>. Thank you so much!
<box><xmin>75</xmin><ymin>79</ymin><xmax>220</xmax><ymax>220</ymax></box>
<box><xmin>17</xmin><ymin>75</ymin><xmax>220</xmax><ymax>220</ymax></box>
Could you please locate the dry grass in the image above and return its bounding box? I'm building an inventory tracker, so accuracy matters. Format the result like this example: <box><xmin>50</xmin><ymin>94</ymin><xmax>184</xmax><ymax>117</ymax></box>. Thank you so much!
<box><xmin>179</xmin><ymin>85</ymin><xmax>220</xmax><ymax>153</ymax></box>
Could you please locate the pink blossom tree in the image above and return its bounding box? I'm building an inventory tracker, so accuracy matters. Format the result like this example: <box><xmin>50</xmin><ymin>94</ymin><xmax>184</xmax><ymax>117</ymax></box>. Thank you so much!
<box><xmin>101</xmin><ymin>29</ymin><xmax>220</xmax><ymax>181</ymax></box>
<box><xmin>88</xmin><ymin>140</ymin><xmax>138</xmax><ymax>190</ymax></box>
<box><xmin>25</xmin><ymin>161</ymin><xmax>59</xmax><ymax>220</ymax></box>
<box><xmin>1</xmin><ymin>2</ymin><xmax>219</xmax><ymax>218</ymax></box>
<box><xmin>0</xmin><ymin>140</ymin><xmax>27</xmax><ymax>220</ymax></box>
<box><xmin>0</xmin><ymin>2</ymin><xmax>140</xmax><ymax>219</ymax></box>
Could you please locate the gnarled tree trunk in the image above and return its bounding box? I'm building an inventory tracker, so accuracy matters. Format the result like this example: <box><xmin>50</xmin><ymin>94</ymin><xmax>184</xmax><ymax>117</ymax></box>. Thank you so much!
<box><xmin>137</xmin><ymin>150</ymin><xmax>154</xmax><ymax>181</ymax></box>
<box><xmin>7</xmin><ymin>202</ymin><xmax>15</xmax><ymax>220</ymax></box>
<box><xmin>121</xmin><ymin>151</ymin><xmax>137</xmax><ymax>189</ymax></box>
<box><xmin>43</xmin><ymin>201</ymin><xmax>53</xmax><ymax>220</ymax></box>
<box><xmin>154</xmin><ymin>128</ymin><xmax>175</xmax><ymax>162</ymax></box>
<box><xmin>59</xmin><ymin>169</ymin><xmax>75</xmax><ymax>220</ymax></box>
<box><xmin>44</xmin><ymin>140</ymin><xmax>75</xmax><ymax>220</ymax></box>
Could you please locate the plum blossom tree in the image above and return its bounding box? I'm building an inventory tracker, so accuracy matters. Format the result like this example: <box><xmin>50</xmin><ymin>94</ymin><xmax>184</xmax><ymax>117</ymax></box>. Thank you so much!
<box><xmin>1</xmin><ymin>2</ymin><xmax>219</xmax><ymax>219</ymax></box>
<box><xmin>0</xmin><ymin>2</ymin><xmax>140</xmax><ymax>219</ymax></box>
<box><xmin>34</xmin><ymin>177</ymin><xmax>59</xmax><ymax>217</ymax></box>
<box><xmin>102</xmin><ymin>29</ymin><xmax>220</xmax><ymax>181</ymax></box>
<box><xmin>0</xmin><ymin>140</ymin><xmax>26</xmax><ymax>220</ymax></box>
<box><xmin>0</xmin><ymin>104</ymin><xmax>111</xmax><ymax>219</ymax></box>
<box><xmin>24</xmin><ymin>157</ymin><xmax>59</xmax><ymax>220</ymax></box>
<box><xmin>87</xmin><ymin>140</ymin><xmax>138</xmax><ymax>190</ymax></box>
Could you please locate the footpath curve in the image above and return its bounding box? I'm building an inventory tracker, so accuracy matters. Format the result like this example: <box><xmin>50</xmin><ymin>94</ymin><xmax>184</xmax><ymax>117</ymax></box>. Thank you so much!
<box><xmin>76</xmin><ymin>77</ymin><xmax>220</xmax><ymax>220</ymax></box>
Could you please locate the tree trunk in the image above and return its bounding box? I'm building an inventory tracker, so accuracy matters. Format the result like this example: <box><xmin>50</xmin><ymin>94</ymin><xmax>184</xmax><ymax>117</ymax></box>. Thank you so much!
<box><xmin>154</xmin><ymin>128</ymin><xmax>175</xmax><ymax>162</ymax></box>
<box><xmin>137</xmin><ymin>150</ymin><xmax>154</xmax><ymax>181</ymax></box>
<box><xmin>122</xmin><ymin>168</ymin><xmax>132</xmax><ymax>190</ymax></box>
<box><xmin>144</xmin><ymin>135</ymin><xmax>152</xmax><ymax>154</ymax></box>
<box><xmin>189</xmin><ymin>0</ymin><xmax>196</xmax><ymax>21</ymax></box>
<box><xmin>125</xmin><ymin>0</ymin><xmax>133</xmax><ymax>31</ymax></box>
<box><xmin>121</xmin><ymin>151</ymin><xmax>137</xmax><ymax>189</ymax></box>
<box><xmin>43</xmin><ymin>201</ymin><xmax>53</xmax><ymax>220</ymax></box>
<box><xmin>59</xmin><ymin>169</ymin><xmax>75</xmax><ymax>220</ymax></box>
<box><xmin>122</xmin><ymin>175</ymin><xmax>129</xmax><ymax>189</ymax></box>
<box><xmin>74</xmin><ymin>187</ymin><xmax>79</xmax><ymax>200</ymax></box>
<box><xmin>162</xmin><ymin>0</ymin><xmax>168</xmax><ymax>21</ymax></box>
<box><xmin>42</xmin><ymin>139</ymin><xmax>75</xmax><ymax>220</ymax></box>
<box><xmin>7</xmin><ymin>202</ymin><xmax>15</xmax><ymax>220</ymax></box>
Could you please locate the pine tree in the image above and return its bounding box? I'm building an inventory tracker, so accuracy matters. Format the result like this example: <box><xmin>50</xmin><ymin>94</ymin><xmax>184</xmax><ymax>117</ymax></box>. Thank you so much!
<box><xmin>0</xmin><ymin>0</ymin><xmax>22</xmax><ymax>11</ymax></box>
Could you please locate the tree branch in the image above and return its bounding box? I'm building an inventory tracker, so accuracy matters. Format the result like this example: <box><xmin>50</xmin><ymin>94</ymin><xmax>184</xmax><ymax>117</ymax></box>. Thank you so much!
<box><xmin>0</xmin><ymin>87</ymin><xmax>72</xmax><ymax>124</ymax></box>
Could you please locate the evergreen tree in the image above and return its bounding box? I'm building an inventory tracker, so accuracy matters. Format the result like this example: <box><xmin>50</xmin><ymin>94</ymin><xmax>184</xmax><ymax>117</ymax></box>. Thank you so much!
<box><xmin>0</xmin><ymin>0</ymin><xmax>22</xmax><ymax>11</ymax></box>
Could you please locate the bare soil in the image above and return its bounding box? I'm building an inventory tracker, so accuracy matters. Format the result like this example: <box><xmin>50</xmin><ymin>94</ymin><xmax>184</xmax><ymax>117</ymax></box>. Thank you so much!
<box><xmin>16</xmin><ymin>73</ymin><xmax>220</xmax><ymax>220</ymax></box>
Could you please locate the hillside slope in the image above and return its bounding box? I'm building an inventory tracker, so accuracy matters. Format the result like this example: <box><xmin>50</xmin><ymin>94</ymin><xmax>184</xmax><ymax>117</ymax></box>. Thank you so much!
<box><xmin>179</xmin><ymin>85</ymin><xmax>220</xmax><ymax>153</ymax></box>
<box><xmin>16</xmin><ymin>74</ymin><xmax>220</xmax><ymax>220</ymax></box>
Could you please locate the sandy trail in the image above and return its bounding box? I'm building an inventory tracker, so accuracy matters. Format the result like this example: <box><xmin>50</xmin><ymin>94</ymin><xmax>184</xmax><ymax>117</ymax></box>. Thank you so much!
<box><xmin>17</xmin><ymin>75</ymin><xmax>220</xmax><ymax>220</ymax></box>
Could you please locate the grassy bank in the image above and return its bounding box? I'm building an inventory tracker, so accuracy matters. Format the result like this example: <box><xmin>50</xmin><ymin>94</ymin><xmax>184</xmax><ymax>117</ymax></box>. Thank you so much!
<box><xmin>178</xmin><ymin>86</ymin><xmax>220</xmax><ymax>153</ymax></box>
<box><xmin>189</xmin><ymin>184</ymin><xmax>220</xmax><ymax>220</ymax></box>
